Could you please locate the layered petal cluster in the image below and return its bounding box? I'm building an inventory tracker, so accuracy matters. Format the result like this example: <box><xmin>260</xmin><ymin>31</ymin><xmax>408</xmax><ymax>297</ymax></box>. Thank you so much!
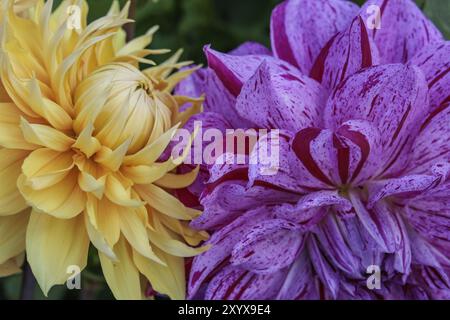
<box><xmin>180</xmin><ymin>0</ymin><xmax>450</xmax><ymax>299</ymax></box>
<box><xmin>0</xmin><ymin>0</ymin><xmax>207</xmax><ymax>299</ymax></box>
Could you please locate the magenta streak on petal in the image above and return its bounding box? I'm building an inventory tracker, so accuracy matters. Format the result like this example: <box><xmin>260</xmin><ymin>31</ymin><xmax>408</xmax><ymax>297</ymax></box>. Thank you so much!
<box><xmin>223</xmin><ymin>271</ymin><xmax>248</xmax><ymax>300</ymax></box>
<box><xmin>191</xmin><ymin>268</ymin><xmax>207</xmax><ymax>287</ymax></box>
<box><xmin>359</xmin><ymin>15</ymin><xmax>373</xmax><ymax>69</ymax></box>
<box><xmin>209</xmin><ymin>274</ymin><xmax>229</xmax><ymax>299</ymax></box>
<box><xmin>429</xmin><ymin>66</ymin><xmax>450</xmax><ymax>89</ymax></box>
<box><xmin>368</xmin><ymin>94</ymin><xmax>380</xmax><ymax>116</ymax></box>
<box><xmin>271</xmin><ymin>2</ymin><xmax>299</xmax><ymax>69</ymax></box>
<box><xmin>176</xmin><ymin>187</ymin><xmax>200</xmax><ymax>207</ymax></box>
<box><xmin>205</xmin><ymin>46</ymin><xmax>243</xmax><ymax>97</ymax></box>
<box><xmin>389</xmin><ymin>103</ymin><xmax>412</xmax><ymax>148</ymax></box>
<box><xmin>380</xmin><ymin>137</ymin><xmax>410</xmax><ymax>178</ymax></box>
<box><xmin>309</xmin><ymin>34</ymin><xmax>339</xmax><ymax>83</ymax></box>
<box><xmin>202</xmin><ymin>168</ymin><xmax>249</xmax><ymax>198</ymax></box>
<box><xmin>292</xmin><ymin>128</ymin><xmax>334</xmax><ymax>186</ymax></box>
<box><xmin>253</xmin><ymin>180</ymin><xmax>317</xmax><ymax>195</ymax></box>
<box><xmin>337</xmin><ymin>125</ymin><xmax>371</xmax><ymax>183</ymax></box>
<box><xmin>333</xmin><ymin>134</ymin><xmax>350</xmax><ymax>184</ymax></box>
<box><xmin>234</xmin><ymin>274</ymin><xmax>256</xmax><ymax>300</ymax></box>
<box><xmin>420</xmin><ymin>102</ymin><xmax>450</xmax><ymax>132</ymax></box>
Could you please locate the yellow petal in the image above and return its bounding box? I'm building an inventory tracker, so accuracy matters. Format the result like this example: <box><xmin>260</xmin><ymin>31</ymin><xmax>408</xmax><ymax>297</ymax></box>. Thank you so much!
<box><xmin>26</xmin><ymin>210</ymin><xmax>89</xmax><ymax>296</ymax></box>
<box><xmin>123</xmin><ymin>123</ymin><xmax>180</xmax><ymax>166</ymax></box>
<box><xmin>136</xmin><ymin>184</ymin><xmax>194</xmax><ymax>220</ymax></box>
<box><xmin>99</xmin><ymin>235</ymin><xmax>142</xmax><ymax>300</ymax></box>
<box><xmin>22</xmin><ymin>149</ymin><xmax>74</xmax><ymax>190</ymax></box>
<box><xmin>72</xmin><ymin>122</ymin><xmax>102</xmax><ymax>158</ymax></box>
<box><xmin>87</xmin><ymin>197</ymin><xmax>121</xmax><ymax>248</ymax></box>
<box><xmin>116</xmin><ymin>26</ymin><xmax>158</xmax><ymax>57</ymax></box>
<box><xmin>18</xmin><ymin>170</ymin><xmax>86</xmax><ymax>219</ymax></box>
<box><xmin>119</xmin><ymin>210</ymin><xmax>165</xmax><ymax>265</ymax></box>
<box><xmin>95</xmin><ymin>139</ymin><xmax>130</xmax><ymax>172</ymax></box>
<box><xmin>84</xmin><ymin>211</ymin><xmax>117</xmax><ymax>262</ymax></box>
<box><xmin>121</xmin><ymin>161</ymin><xmax>172</xmax><ymax>185</ymax></box>
<box><xmin>105</xmin><ymin>174</ymin><xmax>143</xmax><ymax>207</ymax></box>
<box><xmin>78</xmin><ymin>171</ymin><xmax>105</xmax><ymax>199</ymax></box>
<box><xmin>133</xmin><ymin>246</ymin><xmax>185</xmax><ymax>300</ymax></box>
<box><xmin>0</xmin><ymin>148</ymin><xmax>29</xmax><ymax>216</ymax></box>
<box><xmin>27</xmin><ymin>78</ymin><xmax>73</xmax><ymax>131</ymax></box>
<box><xmin>147</xmin><ymin>214</ymin><xmax>208</xmax><ymax>258</ymax></box>
<box><xmin>159</xmin><ymin>214</ymin><xmax>209</xmax><ymax>247</ymax></box>
<box><xmin>20</xmin><ymin>118</ymin><xmax>75</xmax><ymax>151</ymax></box>
<box><xmin>155</xmin><ymin>166</ymin><xmax>199</xmax><ymax>189</ymax></box>
<box><xmin>0</xmin><ymin>103</ymin><xmax>37</xmax><ymax>150</ymax></box>
<box><xmin>0</xmin><ymin>209</ymin><xmax>30</xmax><ymax>264</ymax></box>
<box><xmin>0</xmin><ymin>254</ymin><xmax>24</xmax><ymax>278</ymax></box>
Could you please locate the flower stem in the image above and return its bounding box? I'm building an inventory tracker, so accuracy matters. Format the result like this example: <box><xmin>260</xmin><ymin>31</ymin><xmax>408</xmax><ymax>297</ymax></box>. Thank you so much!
<box><xmin>20</xmin><ymin>261</ymin><xmax>36</xmax><ymax>300</ymax></box>
<box><xmin>125</xmin><ymin>0</ymin><xmax>137</xmax><ymax>42</ymax></box>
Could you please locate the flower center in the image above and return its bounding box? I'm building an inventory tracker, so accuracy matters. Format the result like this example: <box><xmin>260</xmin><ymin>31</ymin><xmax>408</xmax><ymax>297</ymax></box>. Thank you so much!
<box><xmin>73</xmin><ymin>63</ymin><xmax>172</xmax><ymax>155</ymax></box>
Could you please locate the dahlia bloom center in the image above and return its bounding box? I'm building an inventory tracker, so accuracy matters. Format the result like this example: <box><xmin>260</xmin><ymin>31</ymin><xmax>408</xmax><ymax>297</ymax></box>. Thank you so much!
<box><xmin>74</xmin><ymin>63</ymin><xmax>170</xmax><ymax>155</ymax></box>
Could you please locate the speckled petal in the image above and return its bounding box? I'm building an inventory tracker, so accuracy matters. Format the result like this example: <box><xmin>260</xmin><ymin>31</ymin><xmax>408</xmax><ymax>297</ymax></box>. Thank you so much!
<box><xmin>360</xmin><ymin>0</ymin><xmax>443</xmax><ymax>63</ymax></box>
<box><xmin>409</xmin><ymin>41</ymin><xmax>450</xmax><ymax>112</ymax></box>
<box><xmin>310</xmin><ymin>16</ymin><xmax>380</xmax><ymax>93</ymax></box>
<box><xmin>231</xmin><ymin>219</ymin><xmax>304</xmax><ymax>274</ymax></box>
<box><xmin>325</xmin><ymin>64</ymin><xmax>429</xmax><ymax>177</ymax></box>
<box><xmin>271</xmin><ymin>0</ymin><xmax>359</xmax><ymax>74</ymax></box>
<box><xmin>236</xmin><ymin>60</ymin><xmax>326</xmax><ymax>131</ymax></box>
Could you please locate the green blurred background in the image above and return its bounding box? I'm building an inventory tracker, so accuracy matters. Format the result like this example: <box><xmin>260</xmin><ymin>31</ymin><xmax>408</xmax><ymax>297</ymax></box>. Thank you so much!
<box><xmin>76</xmin><ymin>0</ymin><xmax>450</xmax><ymax>64</ymax></box>
<box><xmin>0</xmin><ymin>0</ymin><xmax>449</xmax><ymax>300</ymax></box>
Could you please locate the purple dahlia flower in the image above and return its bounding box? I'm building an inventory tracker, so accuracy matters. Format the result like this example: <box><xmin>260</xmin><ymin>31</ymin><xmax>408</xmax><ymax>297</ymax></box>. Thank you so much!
<box><xmin>177</xmin><ymin>0</ymin><xmax>450</xmax><ymax>300</ymax></box>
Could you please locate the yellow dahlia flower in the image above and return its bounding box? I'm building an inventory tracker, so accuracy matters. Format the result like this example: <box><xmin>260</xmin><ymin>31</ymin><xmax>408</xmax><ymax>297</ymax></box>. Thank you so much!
<box><xmin>0</xmin><ymin>0</ymin><xmax>207</xmax><ymax>299</ymax></box>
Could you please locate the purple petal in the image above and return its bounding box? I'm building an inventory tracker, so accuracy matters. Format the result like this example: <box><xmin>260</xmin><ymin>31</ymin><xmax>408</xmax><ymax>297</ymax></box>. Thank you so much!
<box><xmin>337</xmin><ymin>216</ymin><xmax>384</xmax><ymax>269</ymax></box>
<box><xmin>325</xmin><ymin>64</ymin><xmax>429</xmax><ymax>177</ymax></box>
<box><xmin>409</xmin><ymin>41</ymin><xmax>450</xmax><ymax>112</ymax></box>
<box><xmin>292</xmin><ymin>128</ymin><xmax>340</xmax><ymax>186</ymax></box>
<box><xmin>310</xmin><ymin>16</ymin><xmax>380</xmax><ymax>93</ymax></box>
<box><xmin>350</xmin><ymin>192</ymin><xmax>404</xmax><ymax>253</ymax></box>
<box><xmin>193</xmin><ymin>181</ymin><xmax>298</xmax><ymax>230</ymax></box>
<box><xmin>405</xmin><ymin>202</ymin><xmax>450</xmax><ymax>251</ymax></box>
<box><xmin>307</xmin><ymin>235</ymin><xmax>341</xmax><ymax>299</ymax></box>
<box><xmin>180</xmin><ymin>111</ymin><xmax>231</xmax><ymax>166</ymax></box>
<box><xmin>393</xmin><ymin>211</ymin><xmax>412</xmax><ymax>275</ymax></box>
<box><xmin>174</xmin><ymin>67</ymin><xmax>207</xmax><ymax>99</ymax></box>
<box><xmin>202</xmin><ymin>69</ymin><xmax>254</xmax><ymax>128</ymax></box>
<box><xmin>276</xmin><ymin>251</ymin><xmax>320</xmax><ymax>300</ymax></box>
<box><xmin>360</xmin><ymin>0</ymin><xmax>443</xmax><ymax>63</ymax></box>
<box><xmin>314</xmin><ymin>214</ymin><xmax>362</xmax><ymax>277</ymax></box>
<box><xmin>274</xmin><ymin>190</ymin><xmax>352</xmax><ymax>227</ymax></box>
<box><xmin>204</xmin><ymin>266</ymin><xmax>287</xmax><ymax>300</ymax></box>
<box><xmin>412</xmin><ymin>265</ymin><xmax>450</xmax><ymax>293</ymax></box>
<box><xmin>407</xmin><ymin>102</ymin><xmax>450</xmax><ymax>175</ymax></box>
<box><xmin>271</xmin><ymin>0</ymin><xmax>359</xmax><ymax>74</ymax></box>
<box><xmin>235</xmin><ymin>60</ymin><xmax>326</xmax><ymax>132</ymax></box>
<box><xmin>249</xmin><ymin>131</ymin><xmax>333</xmax><ymax>194</ymax></box>
<box><xmin>188</xmin><ymin>207</ymin><xmax>274</xmax><ymax>298</ymax></box>
<box><xmin>204</xmin><ymin>45</ymin><xmax>297</xmax><ymax>97</ymax></box>
<box><xmin>408</xmin><ymin>227</ymin><xmax>449</xmax><ymax>268</ymax></box>
<box><xmin>292</xmin><ymin>122</ymin><xmax>384</xmax><ymax>187</ymax></box>
<box><xmin>367</xmin><ymin>169</ymin><xmax>448</xmax><ymax>206</ymax></box>
<box><xmin>208</xmin><ymin>156</ymin><xmax>249</xmax><ymax>186</ymax></box>
<box><xmin>229</xmin><ymin>41</ymin><xmax>272</xmax><ymax>56</ymax></box>
<box><xmin>334</xmin><ymin>120</ymin><xmax>383</xmax><ymax>185</ymax></box>
<box><xmin>231</xmin><ymin>219</ymin><xmax>304</xmax><ymax>274</ymax></box>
